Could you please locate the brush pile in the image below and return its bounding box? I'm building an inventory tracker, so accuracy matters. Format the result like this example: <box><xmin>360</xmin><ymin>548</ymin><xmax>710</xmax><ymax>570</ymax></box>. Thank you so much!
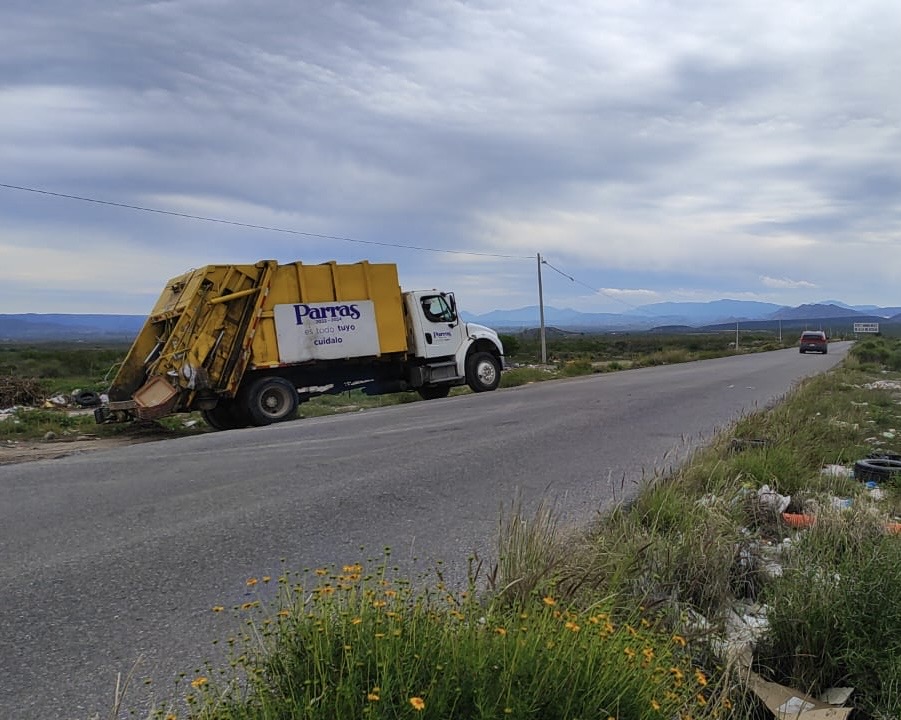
<box><xmin>0</xmin><ymin>376</ymin><xmax>47</xmax><ymax>408</ymax></box>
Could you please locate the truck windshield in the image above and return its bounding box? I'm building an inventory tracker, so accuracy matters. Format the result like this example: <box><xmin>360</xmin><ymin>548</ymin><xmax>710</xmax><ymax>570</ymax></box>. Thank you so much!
<box><xmin>421</xmin><ymin>295</ymin><xmax>456</xmax><ymax>323</ymax></box>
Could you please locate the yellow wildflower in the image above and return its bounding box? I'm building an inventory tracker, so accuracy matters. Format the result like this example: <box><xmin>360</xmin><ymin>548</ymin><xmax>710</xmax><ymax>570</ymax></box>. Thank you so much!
<box><xmin>372</xmin><ymin>600</ymin><xmax>387</xmax><ymax>608</ymax></box>
<box><xmin>650</xmin><ymin>699</ymin><xmax>661</xmax><ymax>711</ymax></box>
<box><xmin>315</xmin><ymin>567</ymin><xmax>328</xmax><ymax>576</ymax></box>
<box><xmin>190</xmin><ymin>676</ymin><xmax>208</xmax><ymax>689</ymax></box>
<box><xmin>494</xmin><ymin>627</ymin><xmax>507</xmax><ymax>636</ymax></box>
<box><xmin>672</xmin><ymin>634</ymin><xmax>687</xmax><ymax>647</ymax></box>
<box><xmin>343</xmin><ymin>564</ymin><xmax>363</xmax><ymax>573</ymax></box>
<box><xmin>696</xmin><ymin>693</ymin><xmax>707</xmax><ymax>706</ymax></box>
<box><xmin>262</xmin><ymin>575</ymin><xmax>271</xmax><ymax>583</ymax></box>
<box><xmin>240</xmin><ymin>601</ymin><xmax>258</xmax><ymax>610</ymax></box>
<box><xmin>625</xmin><ymin>624</ymin><xmax>638</xmax><ymax>637</ymax></box>
<box><xmin>624</xmin><ymin>646</ymin><xmax>636</xmax><ymax>660</ymax></box>
<box><xmin>694</xmin><ymin>669</ymin><xmax>708</xmax><ymax>687</ymax></box>
<box><xmin>409</xmin><ymin>696</ymin><xmax>425</xmax><ymax>711</ymax></box>
<box><xmin>277</xmin><ymin>610</ymin><xmax>291</xmax><ymax>618</ymax></box>
<box><xmin>245</xmin><ymin>578</ymin><xmax>258</xmax><ymax>587</ymax></box>
<box><xmin>211</xmin><ymin>605</ymin><xmax>224</xmax><ymax>613</ymax></box>
<box><xmin>564</xmin><ymin>621</ymin><xmax>581</xmax><ymax>633</ymax></box>
<box><xmin>351</xmin><ymin>616</ymin><xmax>363</xmax><ymax>625</ymax></box>
<box><xmin>384</xmin><ymin>589</ymin><xmax>397</xmax><ymax>598</ymax></box>
<box><xmin>542</xmin><ymin>596</ymin><xmax>556</xmax><ymax>606</ymax></box>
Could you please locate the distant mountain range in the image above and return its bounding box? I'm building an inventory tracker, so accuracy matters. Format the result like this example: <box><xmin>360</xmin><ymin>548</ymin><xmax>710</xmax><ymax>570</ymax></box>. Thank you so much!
<box><xmin>461</xmin><ymin>299</ymin><xmax>901</xmax><ymax>332</ymax></box>
<box><xmin>2</xmin><ymin>299</ymin><xmax>900</xmax><ymax>341</ymax></box>
<box><xmin>0</xmin><ymin>314</ymin><xmax>147</xmax><ymax>341</ymax></box>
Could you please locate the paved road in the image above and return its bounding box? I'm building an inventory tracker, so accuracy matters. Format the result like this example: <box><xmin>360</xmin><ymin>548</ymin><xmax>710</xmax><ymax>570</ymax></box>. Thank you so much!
<box><xmin>0</xmin><ymin>344</ymin><xmax>849</xmax><ymax>719</ymax></box>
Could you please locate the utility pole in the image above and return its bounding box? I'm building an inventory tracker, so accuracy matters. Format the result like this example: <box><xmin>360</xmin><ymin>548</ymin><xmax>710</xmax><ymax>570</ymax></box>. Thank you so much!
<box><xmin>735</xmin><ymin>322</ymin><xmax>739</xmax><ymax>350</ymax></box>
<box><xmin>778</xmin><ymin>319</ymin><xmax>782</xmax><ymax>343</ymax></box>
<box><xmin>537</xmin><ymin>253</ymin><xmax>547</xmax><ymax>364</ymax></box>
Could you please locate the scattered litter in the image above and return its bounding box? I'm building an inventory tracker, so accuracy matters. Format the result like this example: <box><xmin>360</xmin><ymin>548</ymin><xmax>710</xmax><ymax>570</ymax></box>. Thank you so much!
<box><xmin>758</xmin><ymin>485</ymin><xmax>791</xmax><ymax>514</ymax></box>
<box><xmin>704</xmin><ymin>601</ymin><xmax>770</xmax><ymax>666</ymax></box>
<box><xmin>829</xmin><ymin>497</ymin><xmax>853</xmax><ymax>511</ymax></box>
<box><xmin>749</xmin><ymin>671</ymin><xmax>852</xmax><ymax>719</ymax></box>
<box><xmin>882</xmin><ymin>431</ymin><xmax>897</xmax><ymax>440</ymax></box>
<box><xmin>183</xmin><ymin>420</ymin><xmax>198</xmax><ymax>428</ymax></box>
<box><xmin>850</xmin><ymin>401</ymin><xmax>868</xmax><ymax>407</ymax></box>
<box><xmin>46</xmin><ymin>395</ymin><xmax>69</xmax><ymax>408</ymax></box>
<box><xmin>819</xmin><ymin>687</ymin><xmax>854</xmax><ymax>706</ymax></box>
<box><xmin>864</xmin><ymin>380</ymin><xmax>901</xmax><ymax>391</ymax></box>
<box><xmin>43</xmin><ymin>431</ymin><xmax>57</xmax><ymax>441</ymax></box>
<box><xmin>820</xmin><ymin>464</ymin><xmax>853</xmax><ymax>478</ymax></box>
<box><xmin>732</xmin><ymin>437</ymin><xmax>770</xmax><ymax>452</ymax></box>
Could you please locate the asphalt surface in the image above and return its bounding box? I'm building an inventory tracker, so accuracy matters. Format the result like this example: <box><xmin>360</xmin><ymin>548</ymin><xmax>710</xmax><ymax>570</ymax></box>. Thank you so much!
<box><xmin>0</xmin><ymin>343</ymin><xmax>849</xmax><ymax>719</ymax></box>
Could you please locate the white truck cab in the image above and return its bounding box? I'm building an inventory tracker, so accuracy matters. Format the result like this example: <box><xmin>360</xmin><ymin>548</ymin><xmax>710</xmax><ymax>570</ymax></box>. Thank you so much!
<box><xmin>403</xmin><ymin>290</ymin><xmax>504</xmax><ymax>395</ymax></box>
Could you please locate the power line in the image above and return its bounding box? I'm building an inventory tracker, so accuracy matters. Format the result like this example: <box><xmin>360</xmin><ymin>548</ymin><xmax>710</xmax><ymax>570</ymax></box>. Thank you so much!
<box><xmin>541</xmin><ymin>256</ymin><xmax>645</xmax><ymax>311</ymax></box>
<box><xmin>0</xmin><ymin>182</ymin><xmax>533</xmax><ymax>260</ymax></box>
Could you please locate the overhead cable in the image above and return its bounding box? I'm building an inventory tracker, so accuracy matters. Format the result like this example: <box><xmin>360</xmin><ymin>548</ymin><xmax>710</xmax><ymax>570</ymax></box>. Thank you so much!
<box><xmin>0</xmin><ymin>182</ymin><xmax>533</xmax><ymax>260</ymax></box>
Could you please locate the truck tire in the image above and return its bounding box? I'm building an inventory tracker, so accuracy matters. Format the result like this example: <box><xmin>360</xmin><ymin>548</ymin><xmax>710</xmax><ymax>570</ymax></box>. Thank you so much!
<box><xmin>244</xmin><ymin>377</ymin><xmax>299</xmax><ymax>426</ymax></box>
<box><xmin>853</xmin><ymin>457</ymin><xmax>901</xmax><ymax>483</ymax></box>
<box><xmin>202</xmin><ymin>400</ymin><xmax>248</xmax><ymax>431</ymax></box>
<box><xmin>466</xmin><ymin>352</ymin><xmax>501</xmax><ymax>393</ymax></box>
<box><xmin>418</xmin><ymin>385</ymin><xmax>451</xmax><ymax>400</ymax></box>
<box><xmin>74</xmin><ymin>390</ymin><xmax>101</xmax><ymax>407</ymax></box>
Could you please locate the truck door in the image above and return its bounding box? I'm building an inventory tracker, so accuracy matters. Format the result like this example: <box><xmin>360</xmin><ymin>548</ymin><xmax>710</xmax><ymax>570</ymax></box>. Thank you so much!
<box><xmin>412</xmin><ymin>292</ymin><xmax>466</xmax><ymax>360</ymax></box>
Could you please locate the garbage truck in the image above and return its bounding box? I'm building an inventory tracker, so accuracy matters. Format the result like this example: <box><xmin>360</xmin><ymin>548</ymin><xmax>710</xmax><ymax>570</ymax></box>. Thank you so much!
<box><xmin>95</xmin><ymin>259</ymin><xmax>505</xmax><ymax>430</ymax></box>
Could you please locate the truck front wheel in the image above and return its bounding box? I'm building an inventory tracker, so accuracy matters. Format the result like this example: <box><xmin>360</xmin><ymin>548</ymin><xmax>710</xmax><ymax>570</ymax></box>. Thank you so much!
<box><xmin>244</xmin><ymin>377</ymin><xmax>299</xmax><ymax>426</ymax></box>
<box><xmin>466</xmin><ymin>352</ymin><xmax>501</xmax><ymax>393</ymax></box>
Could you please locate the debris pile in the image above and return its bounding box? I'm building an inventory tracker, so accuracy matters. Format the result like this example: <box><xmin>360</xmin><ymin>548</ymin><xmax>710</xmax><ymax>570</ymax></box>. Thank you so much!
<box><xmin>0</xmin><ymin>376</ymin><xmax>46</xmax><ymax>408</ymax></box>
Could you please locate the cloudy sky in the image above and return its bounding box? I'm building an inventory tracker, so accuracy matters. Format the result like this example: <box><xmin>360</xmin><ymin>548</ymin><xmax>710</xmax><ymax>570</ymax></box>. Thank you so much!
<box><xmin>2</xmin><ymin>0</ymin><xmax>899</xmax><ymax>316</ymax></box>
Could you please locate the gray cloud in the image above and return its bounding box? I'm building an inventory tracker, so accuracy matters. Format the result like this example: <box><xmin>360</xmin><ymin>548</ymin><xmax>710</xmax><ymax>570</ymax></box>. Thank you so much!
<box><xmin>1</xmin><ymin>0</ymin><xmax>900</xmax><ymax>313</ymax></box>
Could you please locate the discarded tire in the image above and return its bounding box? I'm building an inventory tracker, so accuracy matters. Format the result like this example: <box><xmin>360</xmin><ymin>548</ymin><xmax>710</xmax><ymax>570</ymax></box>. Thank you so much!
<box><xmin>74</xmin><ymin>390</ymin><xmax>101</xmax><ymax>407</ymax></box>
<box><xmin>853</xmin><ymin>457</ymin><xmax>901</xmax><ymax>483</ymax></box>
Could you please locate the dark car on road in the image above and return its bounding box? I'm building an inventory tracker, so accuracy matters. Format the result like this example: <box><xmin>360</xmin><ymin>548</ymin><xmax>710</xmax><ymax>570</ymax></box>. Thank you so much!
<box><xmin>799</xmin><ymin>330</ymin><xmax>828</xmax><ymax>354</ymax></box>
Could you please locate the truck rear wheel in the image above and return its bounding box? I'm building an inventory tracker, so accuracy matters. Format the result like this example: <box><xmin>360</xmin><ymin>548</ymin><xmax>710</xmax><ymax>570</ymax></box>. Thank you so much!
<box><xmin>418</xmin><ymin>385</ymin><xmax>451</xmax><ymax>400</ymax></box>
<box><xmin>202</xmin><ymin>400</ymin><xmax>250</xmax><ymax>431</ymax></box>
<box><xmin>466</xmin><ymin>352</ymin><xmax>501</xmax><ymax>393</ymax></box>
<box><xmin>244</xmin><ymin>377</ymin><xmax>299</xmax><ymax>426</ymax></box>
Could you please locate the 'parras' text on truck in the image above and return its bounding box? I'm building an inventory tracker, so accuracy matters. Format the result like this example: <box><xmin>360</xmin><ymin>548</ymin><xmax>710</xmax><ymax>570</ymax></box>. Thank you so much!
<box><xmin>95</xmin><ymin>260</ymin><xmax>505</xmax><ymax>430</ymax></box>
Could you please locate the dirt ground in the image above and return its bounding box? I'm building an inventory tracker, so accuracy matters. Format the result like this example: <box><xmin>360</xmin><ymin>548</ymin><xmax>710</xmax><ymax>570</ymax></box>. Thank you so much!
<box><xmin>0</xmin><ymin>425</ymin><xmax>192</xmax><ymax>466</ymax></box>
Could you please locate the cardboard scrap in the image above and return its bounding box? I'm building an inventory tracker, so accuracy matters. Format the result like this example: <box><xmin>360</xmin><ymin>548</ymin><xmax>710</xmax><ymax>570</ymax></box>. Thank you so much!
<box><xmin>748</xmin><ymin>672</ymin><xmax>851</xmax><ymax>719</ymax></box>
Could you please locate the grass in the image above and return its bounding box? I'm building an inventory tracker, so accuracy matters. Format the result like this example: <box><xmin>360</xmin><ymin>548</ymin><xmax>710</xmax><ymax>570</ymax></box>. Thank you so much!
<box><xmin>161</xmin><ymin>563</ymin><xmax>715</xmax><ymax>720</ymax></box>
<box><xmin>148</xmin><ymin>337</ymin><xmax>901</xmax><ymax>720</ymax></box>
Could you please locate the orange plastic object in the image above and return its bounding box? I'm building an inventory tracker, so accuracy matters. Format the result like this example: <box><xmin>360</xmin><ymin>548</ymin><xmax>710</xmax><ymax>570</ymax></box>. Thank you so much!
<box><xmin>782</xmin><ymin>512</ymin><xmax>817</xmax><ymax>528</ymax></box>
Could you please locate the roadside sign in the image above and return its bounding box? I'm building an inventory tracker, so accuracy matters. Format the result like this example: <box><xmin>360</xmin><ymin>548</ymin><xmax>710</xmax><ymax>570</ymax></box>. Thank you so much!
<box><xmin>853</xmin><ymin>322</ymin><xmax>880</xmax><ymax>334</ymax></box>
